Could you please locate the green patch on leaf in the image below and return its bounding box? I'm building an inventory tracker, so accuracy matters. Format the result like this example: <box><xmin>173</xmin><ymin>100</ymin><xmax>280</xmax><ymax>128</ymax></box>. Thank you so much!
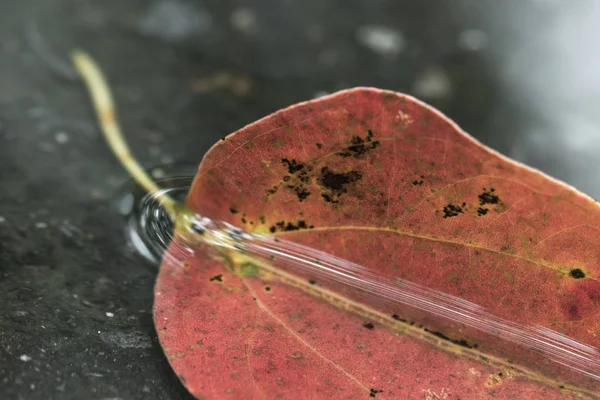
<box><xmin>238</xmin><ymin>262</ymin><xmax>259</xmax><ymax>278</ymax></box>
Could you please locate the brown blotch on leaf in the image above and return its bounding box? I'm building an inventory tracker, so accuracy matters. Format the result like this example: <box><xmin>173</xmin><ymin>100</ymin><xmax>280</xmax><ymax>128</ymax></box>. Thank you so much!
<box><xmin>209</xmin><ymin>274</ymin><xmax>223</xmax><ymax>282</ymax></box>
<box><xmin>316</xmin><ymin>143</ymin><xmax>323</xmax><ymax>149</ymax></box>
<box><xmin>570</xmin><ymin>268</ymin><xmax>586</xmax><ymax>279</ymax></box>
<box><xmin>479</xmin><ymin>187</ymin><xmax>500</xmax><ymax>205</ymax></box>
<box><xmin>318</xmin><ymin>167</ymin><xmax>362</xmax><ymax>203</ymax></box>
<box><xmin>477</xmin><ymin>207</ymin><xmax>489</xmax><ymax>216</ymax></box>
<box><xmin>337</xmin><ymin>129</ymin><xmax>380</xmax><ymax>158</ymax></box>
<box><xmin>485</xmin><ymin>372</ymin><xmax>507</xmax><ymax>388</ymax></box>
<box><xmin>229</xmin><ymin>207</ymin><xmax>239</xmax><ymax>214</ymax></box>
<box><xmin>369</xmin><ymin>388</ymin><xmax>383</xmax><ymax>398</ymax></box>
<box><xmin>363</xmin><ymin>322</ymin><xmax>375</xmax><ymax>330</ymax></box>
<box><xmin>442</xmin><ymin>203</ymin><xmax>464</xmax><ymax>218</ymax></box>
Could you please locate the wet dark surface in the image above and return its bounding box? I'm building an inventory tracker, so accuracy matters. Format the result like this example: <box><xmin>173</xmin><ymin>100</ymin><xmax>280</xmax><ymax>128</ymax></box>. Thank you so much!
<box><xmin>1</xmin><ymin>1</ymin><xmax>599</xmax><ymax>399</ymax></box>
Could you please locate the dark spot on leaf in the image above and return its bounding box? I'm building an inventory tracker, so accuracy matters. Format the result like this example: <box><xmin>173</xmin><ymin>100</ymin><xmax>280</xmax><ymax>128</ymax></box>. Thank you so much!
<box><xmin>316</xmin><ymin>143</ymin><xmax>322</xmax><ymax>149</ymax></box>
<box><xmin>479</xmin><ymin>188</ymin><xmax>500</xmax><ymax>205</ymax></box>
<box><xmin>391</xmin><ymin>314</ymin><xmax>406</xmax><ymax>322</ymax></box>
<box><xmin>265</xmin><ymin>287</ymin><xmax>271</xmax><ymax>292</ymax></box>
<box><xmin>318</xmin><ymin>167</ymin><xmax>362</xmax><ymax>203</ymax></box>
<box><xmin>424</xmin><ymin>328</ymin><xmax>475</xmax><ymax>349</ymax></box>
<box><xmin>568</xmin><ymin>304</ymin><xmax>579</xmax><ymax>319</ymax></box>
<box><xmin>570</xmin><ymin>268</ymin><xmax>586</xmax><ymax>279</ymax></box>
<box><xmin>280</xmin><ymin>159</ymin><xmax>312</xmax><ymax>201</ymax></box>
<box><xmin>442</xmin><ymin>203</ymin><xmax>464</xmax><ymax>218</ymax></box>
<box><xmin>229</xmin><ymin>207</ymin><xmax>239</xmax><ymax>214</ymax></box>
<box><xmin>363</xmin><ymin>322</ymin><xmax>374</xmax><ymax>330</ymax></box>
<box><xmin>338</xmin><ymin>129</ymin><xmax>380</xmax><ymax>158</ymax></box>
<box><xmin>294</xmin><ymin>187</ymin><xmax>311</xmax><ymax>201</ymax></box>
<box><xmin>369</xmin><ymin>388</ymin><xmax>383</xmax><ymax>398</ymax></box>
<box><xmin>241</xmin><ymin>217</ymin><xmax>247</xmax><ymax>224</ymax></box>
<box><xmin>267</xmin><ymin>186</ymin><xmax>278</xmax><ymax>195</ymax></box>
<box><xmin>259</xmin><ymin>216</ymin><xmax>266</xmax><ymax>224</ymax></box>
<box><xmin>308</xmin><ymin>279</ymin><xmax>316</xmax><ymax>285</ymax></box>
<box><xmin>209</xmin><ymin>274</ymin><xmax>223</xmax><ymax>282</ymax></box>
<box><xmin>269</xmin><ymin>220</ymin><xmax>312</xmax><ymax>233</ymax></box>
<box><xmin>412</xmin><ymin>176</ymin><xmax>425</xmax><ymax>185</ymax></box>
<box><xmin>281</xmin><ymin>158</ymin><xmax>305</xmax><ymax>174</ymax></box>
<box><xmin>477</xmin><ymin>207</ymin><xmax>488</xmax><ymax>216</ymax></box>
<box><xmin>220</xmin><ymin>137</ymin><xmax>226</xmax><ymax>141</ymax></box>
<box><xmin>321</xmin><ymin>193</ymin><xmax>334</xmax><ymax>203</ymax></box>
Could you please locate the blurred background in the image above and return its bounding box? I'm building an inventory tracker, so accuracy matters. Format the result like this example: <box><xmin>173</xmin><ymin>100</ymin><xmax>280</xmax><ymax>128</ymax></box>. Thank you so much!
<box><xmin>1</xmin><ymin>0</ymin><xmax>599</xmax><ymax>399</ymax></box>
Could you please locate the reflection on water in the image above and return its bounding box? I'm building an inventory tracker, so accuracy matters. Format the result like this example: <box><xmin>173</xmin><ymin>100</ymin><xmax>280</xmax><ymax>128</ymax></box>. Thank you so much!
<box><xmin>115</xmin><ymin>165</ymin><xmax>196</xmax><ymax>265</ymax></box>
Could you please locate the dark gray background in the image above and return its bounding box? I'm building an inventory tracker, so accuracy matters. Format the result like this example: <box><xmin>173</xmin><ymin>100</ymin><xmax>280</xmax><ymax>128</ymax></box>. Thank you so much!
<box><xmin>1</xmin><ymin>1</ymin><xmax>599</xmax><ymax>399</ymax></box>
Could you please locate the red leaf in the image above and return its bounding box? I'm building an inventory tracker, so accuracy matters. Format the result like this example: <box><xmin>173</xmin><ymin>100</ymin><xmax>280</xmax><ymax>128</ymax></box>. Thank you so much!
<box><xmin>154</xmin><ymin>88</ymin><xmax>600</xmax><ymax>399</ymax></box>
